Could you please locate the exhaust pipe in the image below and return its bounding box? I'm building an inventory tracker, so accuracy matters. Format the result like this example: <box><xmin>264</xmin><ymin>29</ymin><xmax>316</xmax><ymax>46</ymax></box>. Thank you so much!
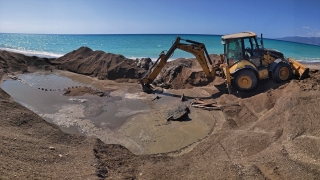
<box><xmin>260</xmin><ymin>33</ymin><xmax>264</xmax><ymax>49</ymax></box>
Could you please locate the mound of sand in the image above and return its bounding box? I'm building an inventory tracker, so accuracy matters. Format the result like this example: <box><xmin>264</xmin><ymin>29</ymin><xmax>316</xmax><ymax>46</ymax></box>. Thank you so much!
<box><xmin>152</xmin><ymin>54</ymin><xmax>220</xmax><ymax>89</ymax></box>
<box><xmin>0</xmin><ymin>50</ymin><xmax>54</xmax><ymax>75</ymax></box>
<box><xmin>62</xmin><ymin>86</ymin><xmax>110</xmax><ymax>97</ymax></box>
<box><xmin>137</xmin><ymin>70</ymin><xmax>320</xmax><ymax>179</ymax></box>
<box><xmin>51</xmin><ymin>47</ymin><xmax>222</xmax><ymax>89</ymax></box>
<box><xmin>51</xmin><ymin>47</ymin><xmax>147</xmax><ymax>81</ymax></box>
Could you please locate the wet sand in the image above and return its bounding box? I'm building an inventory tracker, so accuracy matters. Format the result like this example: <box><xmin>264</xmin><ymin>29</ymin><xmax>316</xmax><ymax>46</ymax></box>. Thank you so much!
<box><xmin>60</xmin><ymin>71</ymin><xmax>230</xmax><ymax>155</ymax></box>
<box><xmin>1</xmin><ymin>70</ymin><xmax>223</xmax><ymax>155</ymax></box>
<box><xmin>301</xmin><ymin>61</ymin><xmax>320</xmax><ymax>69</ymax></box>
<box><xmin>119</xmin><ymin>87</ymin><xmax>226</xmax><ymax>155</ymax></box>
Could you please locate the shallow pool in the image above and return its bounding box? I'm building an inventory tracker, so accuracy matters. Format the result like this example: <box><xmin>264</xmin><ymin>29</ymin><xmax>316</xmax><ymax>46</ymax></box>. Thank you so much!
<box><xmin>1</xmin><ymin>71</ymin><xmax>150</xmax><ymax>136</ymax></box>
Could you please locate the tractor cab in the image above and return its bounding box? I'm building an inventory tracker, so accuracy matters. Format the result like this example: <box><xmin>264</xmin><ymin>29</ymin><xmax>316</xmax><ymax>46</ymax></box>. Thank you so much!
<box><xmin>222</xmin><ymin>32</ymin><xmax>263</xmax><ymax>68</ymax></box>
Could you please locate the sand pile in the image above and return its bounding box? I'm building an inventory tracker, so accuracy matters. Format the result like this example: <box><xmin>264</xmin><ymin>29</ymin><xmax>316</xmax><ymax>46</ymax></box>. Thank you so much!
<box><xmin>0</xmin><ymin>50</ymin><xmax>54</xmax><ymax>75</ymax></box>
<box><xmin>63</xmin><ymin>86</ymin><xmax>109</xmax><ymax>97</ymax></box>
<box><xmin>51</xmin><ymin>47</ymin><xmax>147</xmax><ymax>81</ymax></box>
<box><xmin>152</xmin><ymin>55</ymin><xmax>220</xmax><ymax>89</ymax></box>
<box><xmin>137</xmin><ymin>71</ymin><xmax>320</xmax><ymax>179</ymax></box>
<box><xmin>50</xmin><ymin>47</ymin><xmax>220</xmax><ymax>89</ymax></box>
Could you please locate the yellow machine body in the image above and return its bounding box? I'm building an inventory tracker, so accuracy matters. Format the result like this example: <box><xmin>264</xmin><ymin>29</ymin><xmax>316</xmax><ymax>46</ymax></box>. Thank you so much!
<box><xmin>141</xmin><ymin>32</ymin><xmax>309</xmax><ymax>93</ymax></box>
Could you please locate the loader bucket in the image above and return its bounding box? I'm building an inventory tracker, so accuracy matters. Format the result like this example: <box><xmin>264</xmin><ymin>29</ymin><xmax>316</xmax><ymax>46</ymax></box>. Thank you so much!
<box><xmin>141</xmin><ymin>83</ymin><xmax>154</xmax><ymax>94</ymax></box>
<box><xmin>288</xmin><ymin>58</ymin><xmax>309</xmax><ymax>80</ymax></box>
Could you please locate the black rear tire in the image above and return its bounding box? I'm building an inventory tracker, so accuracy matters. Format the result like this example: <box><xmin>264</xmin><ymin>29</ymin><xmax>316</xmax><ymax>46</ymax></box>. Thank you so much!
<box><xmin>272</xmin><ymin>63</ymin><xmax>293</xmax><ymax>83</ymax></box>
<box><xmin>233</xmin><ymin>69</ymin><xmax>258</xmax><ymax>91</ymax></box>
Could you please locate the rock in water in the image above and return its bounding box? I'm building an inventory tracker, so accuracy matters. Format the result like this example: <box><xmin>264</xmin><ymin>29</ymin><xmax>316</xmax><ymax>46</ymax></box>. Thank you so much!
<box><xmin>167</xmin><ymin>104</ymin><xmax>190</xmax><ymax>121</ymax></box>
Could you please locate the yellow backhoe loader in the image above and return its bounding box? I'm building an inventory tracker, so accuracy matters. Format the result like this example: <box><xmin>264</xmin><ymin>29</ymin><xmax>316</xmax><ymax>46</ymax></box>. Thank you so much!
<box><xmin>140</xmin><ymin>32</ymin><xmax>309</xmax><ymax>93</ymax></box>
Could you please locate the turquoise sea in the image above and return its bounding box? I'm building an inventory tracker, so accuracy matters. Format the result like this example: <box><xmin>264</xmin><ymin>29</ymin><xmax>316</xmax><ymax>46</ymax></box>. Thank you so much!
<box><xmin>1</xmin><ymin>33</ymin><xmax>320</xmax><ymax>62</ymax></box>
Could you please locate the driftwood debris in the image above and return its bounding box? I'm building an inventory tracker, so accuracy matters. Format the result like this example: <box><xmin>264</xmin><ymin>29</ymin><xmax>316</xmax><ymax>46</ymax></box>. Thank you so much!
<box><xmin>191</xmin><ymin>98</ymin><xmax>239</xmax><ymax>111</ymax></box>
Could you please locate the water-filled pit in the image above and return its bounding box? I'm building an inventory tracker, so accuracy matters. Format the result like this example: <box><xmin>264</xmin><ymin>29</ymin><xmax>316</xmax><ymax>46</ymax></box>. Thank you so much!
<box><xmin>1</xmin><ymin>71</ymin><xmax>149</xmax><ymax>135</ymax></box>
<box><xmin>1</xmin><ymin>71</ymin><xmax>220</xmax><ymax>154</ymax></box>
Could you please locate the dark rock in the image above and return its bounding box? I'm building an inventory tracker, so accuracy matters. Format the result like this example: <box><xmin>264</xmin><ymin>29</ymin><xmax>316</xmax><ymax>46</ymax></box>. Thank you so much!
<box><xmin>167</xmin><ymin>104</ymin><xmax>190</xmax><ymax>121</ymax></box>
<box><xmin>152</xmin><ymin>96</ymin><xmax>161</xmax><ymax>101</ymax></box>
<box><xmin>181</xmin><ymin>93</ymin><xmax>186</xmax><ymax>101</ymax></box>
<box><xmin>159</xmin><ymin>83</ymin><xmax>172</xmax><ymax>89</ymax></box>
<box><xmin>167</xmin><ymin>63</ymin><xmax>189</xmax><ymax>83</ymax></box>
<box><xmin>137</xmin><ymin>58</ymin><xmax>153</xmax><ymax>70</ymax></box>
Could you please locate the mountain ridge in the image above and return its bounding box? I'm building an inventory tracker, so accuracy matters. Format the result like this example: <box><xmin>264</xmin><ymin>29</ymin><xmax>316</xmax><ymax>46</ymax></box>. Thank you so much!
<box><xmin>277</xmin><ymin>36</ymin><xmax>320</xmax><ymax>46</ymax></box>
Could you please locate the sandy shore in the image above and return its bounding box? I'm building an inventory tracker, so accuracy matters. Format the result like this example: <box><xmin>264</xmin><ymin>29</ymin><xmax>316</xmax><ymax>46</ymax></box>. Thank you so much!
<box><xmin>301</xmin><ymin>61</ymin><xmax>320</xmax><ymax>69</ymax></box>
<box><xmin>2</xmin><ymin>49</ymin><xmax>320</xmax><ymax>179</ymax></box>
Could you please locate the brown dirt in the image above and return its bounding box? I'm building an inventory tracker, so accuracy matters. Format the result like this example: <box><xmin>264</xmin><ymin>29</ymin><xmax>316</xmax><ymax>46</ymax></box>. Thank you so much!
<box><xmin>1</xmin><ymin>49</ymin><xmax>320</xmax><ymax>179</ymax></box>
<box><xmin>50</xmin><ymin>47</ymin><xmax>146</xmax><ymax>81</ymax></box>
<box><xmin>0</xmin><ymin>50</ymin><xmax>55</xmax><ymax>76</ymax></box>
<box><xmin>63</xmin><ymin>86</ymin><xmax>112</xmax><ymax>97</ymax></box>
<box><xmin>50</xmin><ymin>47</ymin><xmax>221</xmax><ymax>88</ymax></box>
<box><xmin>136</xmin><ymin>71</ymin><xmax>320</xmax><ymax>180</ymax></box>
<box><xmin>152</xmin><ymin>54</ymin><xmax>221</xmax><ymax>89</ymax></box>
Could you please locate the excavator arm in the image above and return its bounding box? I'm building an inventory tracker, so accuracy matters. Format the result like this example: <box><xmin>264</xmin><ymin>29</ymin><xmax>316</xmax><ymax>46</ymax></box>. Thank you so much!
<box><xmin>140</xmin><ymin>36</ymin><xmax>218</xmax><ymax>93</ymax></box>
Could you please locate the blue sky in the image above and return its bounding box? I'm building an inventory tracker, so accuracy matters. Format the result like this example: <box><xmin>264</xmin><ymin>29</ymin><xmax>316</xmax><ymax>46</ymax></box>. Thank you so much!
<box><xmin>0</xmin><ymin>0</ymin><xmax>319</xmax><ymax>38</ymax></box>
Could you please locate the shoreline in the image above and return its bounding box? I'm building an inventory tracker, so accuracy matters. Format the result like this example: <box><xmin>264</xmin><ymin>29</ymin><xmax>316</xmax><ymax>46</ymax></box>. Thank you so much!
<box><xmin>2</xmin><ymin>44</ymin><xmax>320</xmax><ymax>64</ymax></box>
<box><xmin>301</xmin><ymin>61</ymin><xmax>320</xmax><ymax>69</ymax></box>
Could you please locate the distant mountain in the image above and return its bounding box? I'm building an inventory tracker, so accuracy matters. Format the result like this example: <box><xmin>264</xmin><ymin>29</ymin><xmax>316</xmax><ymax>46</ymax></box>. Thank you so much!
<box><xmin>277</xmin><ymin>36</ymin><xmax>320</xmax><ymax>46</ymax></box>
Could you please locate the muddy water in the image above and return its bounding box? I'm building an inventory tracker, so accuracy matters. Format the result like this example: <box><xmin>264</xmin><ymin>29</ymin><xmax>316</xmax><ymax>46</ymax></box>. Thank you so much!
<box><xmin>2</xmin><ymin>71</ymin><xmax>223</xmax><ymax>155</ymax></box>
<box><xmin>1</xmin><ymin>71</ymin><xmax>149</xmax><ymax>135</ymax></box>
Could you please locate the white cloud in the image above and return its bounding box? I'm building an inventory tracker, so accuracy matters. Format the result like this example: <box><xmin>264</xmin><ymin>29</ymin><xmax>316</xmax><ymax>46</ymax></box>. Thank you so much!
<box><xmin>298</xmin><ymin>26</ymin><xmax>320</xmax><ymax>37</ymax></box>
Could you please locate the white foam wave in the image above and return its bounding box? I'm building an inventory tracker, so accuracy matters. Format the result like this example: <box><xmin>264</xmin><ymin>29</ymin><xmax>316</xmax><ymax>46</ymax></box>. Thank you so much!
<box><xmin>0</xmin><ymin>47</ymin><xmax>64</xmax><ymax>58</ymax></box>
<box><xmin>296</xmin><ymin>59</ymin><xmax>320</xmax><ymax>63</ymax></box>
<box><xmin>294</xmin><ymin>57</ymin><xmax>320</xmax><ymax>63</ymax></box>
<box><xmin>128</xmin><ymin>56</ymin><xmax>320</xmax><ymax>63</ymax></box>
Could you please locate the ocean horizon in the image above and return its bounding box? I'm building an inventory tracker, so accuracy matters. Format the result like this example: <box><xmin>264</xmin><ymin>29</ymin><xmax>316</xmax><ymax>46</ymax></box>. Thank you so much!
<box><xmin>1</xmin><ymin>33</ymin><xmax>320</xmax><ymax>62</ymax></box>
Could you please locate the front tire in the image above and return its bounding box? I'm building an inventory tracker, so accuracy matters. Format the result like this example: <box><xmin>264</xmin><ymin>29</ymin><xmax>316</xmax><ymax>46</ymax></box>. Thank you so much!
<box><xmin>272</xmin><ymin>63</ymin><xmax>292</xmax><ymax>83</ymax></box>
<box><xmin>233</xmin><ymin>69</ymin><xmax>258</xmax><ymax>91</ymax></box>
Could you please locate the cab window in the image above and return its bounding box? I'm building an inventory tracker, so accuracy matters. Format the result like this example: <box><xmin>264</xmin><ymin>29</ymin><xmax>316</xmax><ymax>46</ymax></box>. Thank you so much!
<box><xmin>243</xmin><ymin>38</ymin><xmax>260</xmax><ymax>56</ymax></box>
<box><xmin>243</xmin><ymin>37</ymin><xmax>261</xmax><ymax>67</ymax></box>
<box><xmin>226</xmin><ymin>39</ymin><xmax>242</xmax><ymax>65</ymax></box>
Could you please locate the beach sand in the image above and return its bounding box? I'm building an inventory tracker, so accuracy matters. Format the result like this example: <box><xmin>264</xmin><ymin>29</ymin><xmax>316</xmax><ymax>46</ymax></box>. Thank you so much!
<box><xmin>302</xmin><ymin>61</ymin><xmax>320</xmax><ymax>69</ymax></box>
<box><xmin>1</xmin><ymin>49</ymin><xmax>320</xmax><ymax>179</ymax></box>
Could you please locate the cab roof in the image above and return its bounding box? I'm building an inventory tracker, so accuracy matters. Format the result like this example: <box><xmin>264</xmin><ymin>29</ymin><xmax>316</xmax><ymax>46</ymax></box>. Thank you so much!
<box><xmin>222</xmin><ymin>32</ymin><xmax>257</xmax><ymax>40</ymax></box>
